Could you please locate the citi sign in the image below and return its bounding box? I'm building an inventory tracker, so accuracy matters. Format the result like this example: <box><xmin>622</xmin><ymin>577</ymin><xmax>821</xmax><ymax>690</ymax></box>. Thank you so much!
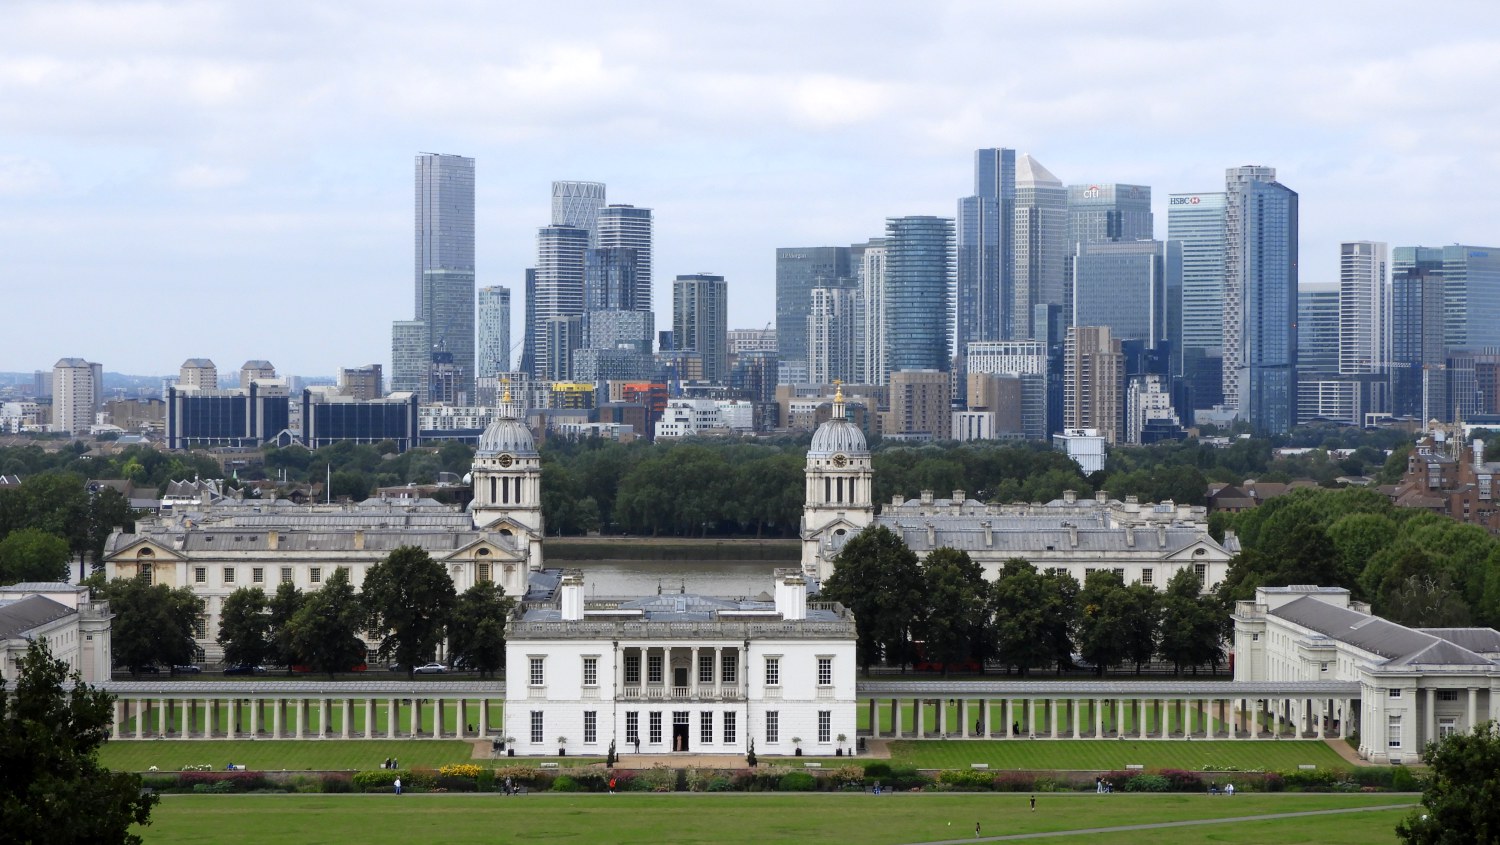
<box><xmin>1169</xmin><ymin>196</ymin><xmax>1202</xmax><ymax>205</ymax></box>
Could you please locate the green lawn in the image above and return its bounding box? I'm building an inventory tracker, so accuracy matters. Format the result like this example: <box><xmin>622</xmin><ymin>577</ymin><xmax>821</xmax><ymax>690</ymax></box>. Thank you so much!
<box><xmin>97</xmin><ymin>740</ymin><xmax>607</xmax><ymax>772</ymax></box>
<box><xmin>139</xmin><ymin>793</ymin><xmax>1416</xmax><ymax>845</ymax></box>
<box><xmin>886</xmin><ymin>739</ymin><xmax>1351</xmax><ymax>772</ymax></box>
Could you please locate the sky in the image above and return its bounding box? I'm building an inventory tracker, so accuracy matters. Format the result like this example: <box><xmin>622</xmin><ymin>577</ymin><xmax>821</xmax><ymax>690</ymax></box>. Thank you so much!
<box><xmin>3</xmin><ymin>0</ymin><xmax>1500</xmax><ymax>378</ymax></box>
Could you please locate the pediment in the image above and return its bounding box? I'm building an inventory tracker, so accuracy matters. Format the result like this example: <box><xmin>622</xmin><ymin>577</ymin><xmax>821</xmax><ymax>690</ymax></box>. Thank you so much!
<box><xmin>105</xmin><ymin>536</ymin><xmax>188</xmax><ymax>562</ymax></box>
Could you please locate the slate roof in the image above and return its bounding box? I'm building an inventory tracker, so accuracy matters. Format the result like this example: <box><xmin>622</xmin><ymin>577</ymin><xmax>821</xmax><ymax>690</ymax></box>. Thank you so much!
<box><xmin>1270</xmin><ymin>596</ymin><xmax>1497</xmax><ymax>667</ymax></box>
<box><xmin>1418</xmin><ymin>628</ymin><xmax>1500</xmax><ymax>654</ymax></box>
<box><xmin>846</xmin><ymin>517</ymin><xmax>1219</xmax><ymax>555</ymax></box>
<box><xmin>0</xmin><ymin>596</ymin><xmax>74</xmax><ymax>640</ymax></box>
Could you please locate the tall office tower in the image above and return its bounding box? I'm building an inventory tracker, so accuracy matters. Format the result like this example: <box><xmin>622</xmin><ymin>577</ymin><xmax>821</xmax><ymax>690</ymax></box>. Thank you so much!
<box><xmin>1339</xmin><ymin>241</ymin><xmax>1389</xmax><ymax>375</ymax></box>
<box><xmin>1391</xmin><ymin>248</ymin><xmax>1446</xmax><ymax>419</ymax></box>
<box><xmin>807</xmin><ymin>285</ymin><xmax>858</xmax><ymax>385</ymax></box>
<box><xmin>956</xmin><ymin>148</ymin><xmax>1015</xmax><ymax>354</ymax></box>
<box><xmin>885</xmin><ymin>216</ymin><xmax>955</xmax><ymax>374</ymax></box>
<box><xmin>542</xmin><ymin>316</ymin><xmax>583</xmax><ymax>382</ymax></box>
<box><xmin>966</xmin><ymin>340</ymin><xmax>1048</xmax><ymax>439</ymax></box>
<box><xmin>1063</xmin><ymin>326</ymin><xmax>1125</xmax><ymax>444</ymax></box>
<box><xmin>1224</xmin><ymin>166</ymin><xmax>1298</xmax><ymax>434</ymax></box>
<box><xmin>1411</xmin><ymin>245</ymin><xmax>1500</xmax><ymax>347</ymax></box>
<box><xmin>178</xmin><ymin>359</ymin><xmax>218</xmax><ymax>391</ymax></box>
<box><xmin>390</xmin><ymin>320</ymin><xmax>429</xmax><ymax>395</ymax></box>
<box><xmin>1297</xmin><ymin>287</ymin><xmax>1341</xmax><ymax>377</ymax></box>
<box><xmin>420</xmin><ymin>268</ymin><xmax>476</xmax><ymax>402</ymax></box>
<box><xmin>339</xmin><ymin>364</ymin><xmax>383</xmax><ymax>401</ymax></box>
<box><xmin>855</xmin><ymin>238</ymin><xmax>888</xmax><ymax>385</ymax></box>
<box><xmin>1168</xmin><ymin>191</ymin><xmax>1228</xmax><ymax>409</ymax></box>
<box><xmin>520</xmin><ymin>268</ymin><xmax>538</xmax><ymax>377</ymax></box>
<box><xmin>673</xmin><ymin>274</ymin><xmax>729</xmax><ymax>384</ymax></box>
<box><xmin>597</xmin><ymin>205</ymin><xmax>653</xmax><ymax>313</ymax></box>
<box><xmin>1067</xmin><ymin>183</ymin><xmax>1153</xmax><ymax>245</ymax></box>
<box><xmin>1012</xmin><ymin>155</ymin><xmax>1069</xmax><ymax>340</ymax></box>
<box><xmin>476</xmin><ymin>285</ymin><xmax>512</xmax><ymax>381</ymax></box>
<box><xmin>775</xmin><ymin>247</ymin><xmax>852</xmax><ymax>381</ymax></box>
<box><xmin>551</xmin><ymin>181</ymin><xmax>607</xmax><ymax>246</ymax></box>
<box><xmin>532</xmin><ymin>226</ymin><xmax>590</xmax><ymax>378</ymax></box>
<box><xmin>1072</xmin><ymin>240</ymin><xmax>1178</xmax><ymax>347</ymax></box>
<box><xmin>583</xmin><ymin>247</ymin><xmax>639</xmax><ymax>311</ymax></box>
<box><xmin>53</xmin><ymin>358</ymin><xmax>101</xmax><ymax>435</ymax></box>
<box><xmin>239</xmin><ymin>361</ymin><xmax>276</xmax><ymax>388</ymax></box>
<box><xmin>414</xmin><ymin>154</ymin><xmax>475</xmax><ymax>314</ymax></box>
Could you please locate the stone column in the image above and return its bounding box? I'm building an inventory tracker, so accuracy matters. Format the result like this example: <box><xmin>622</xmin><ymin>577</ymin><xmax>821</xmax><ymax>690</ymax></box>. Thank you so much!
<box><xmin>272</xmin><ymin>698</ymin><xmax>283</xmax><ymax>739</ymax></box>
<box><xmin>868</xmin><ymin>699</ymin><xmax>878</xmax><ymax>738</ymax></box>
<box><xmin>691</xmin><ymin>649</ymin><xmax>700</xmax><ymax>700</ymax></box>
<box><xmin>1316</xmin><ymin>699</ymin><xmax>1325</xmax><ymax>738</ymax></box>
<box><xmin>1049</xmin><ymin>698</ymin><xmax>1058</xmax><ymax>738</ymax></box>
<box><xmin>892</xmin><ymin>699</ymin><xmax>902</xmax><ymax>738</ymax></box>
<box><xmin>1469</xmin><ymin>688</ymin><xmax>1479</xmax><ymax>732</ymax></box>
<box><xmin>342</xmin><ymin>699</ymin><xmax>353</xmax><ymax>739</ymax></box>
<box><xmin>226</xmin><ymin>699</ymin><xmax>237</xmax><ymax>739</ymax></box>
<box><xmin>411</xmin><ymin>698</ymin><xmax>421</xmax><ymax>737</ymax></box>
<box><xmin>1006</xmin><ymin>700</ymin><xmax>1015</xmax><ymax>739</ymax></box>
<box><xmin>367</xmin><ymin>699</ymin><xmax>376</xmax><ymax>739</ymax></box>
<box><xmin>1339</xmin><ymin>699</ymin><xmax>1348</xmax><ymax>739</ymax></box>
<box><xmin>318</xmin><ymin>699</ymin><xmax>329</xmax><ymax>739</ymax></box>
<box><xmin>156</xmin><ymin>698</ymin><xmax>166</xmax><ymax>737</ymax></box>
<box><xmin>112</xmin><ymin>700</ymin><xmax>122</xmax><ymax>739</ymax></box>
<box><xmin>388</xmin><ymin>698</ymin><xmax>398</xmax><ymax>739</ymax></box>
<box><xmin>1426</xmin><ymin>688</ymin><xmax>1436</xmax><ymax>748</ymax></box>
<box><xmin>961</xmin><ymin>699</ymin><xmax>970</xmax><ymax>738</ymax></box>
<box><xmin>250</xmin><ymin>698</ymin><xmax>260</xmax><ymax>736</ymax></box>
<box><xmin>457</xmin><ymin>699</ymin><xmax>467</xmax><ymax>739</ymax></box>
<box><xmin>914</xmin><ymin>699</ymin><xmax>924</xmax><ymax>738</ymax></box>
<box><xmin>433</xmin><ymin>698</ymin><xmax>445</xmax><ymax>740</ymax></box>
<box><xmin>1115</xmin><ymin>699</ymin><xmax>1124</xmax><ymax>738</ymax></box>
<box><xmin>295</xmin><ymin>699</ymin><xmax>305</xmax><ymax>739</ymax></box>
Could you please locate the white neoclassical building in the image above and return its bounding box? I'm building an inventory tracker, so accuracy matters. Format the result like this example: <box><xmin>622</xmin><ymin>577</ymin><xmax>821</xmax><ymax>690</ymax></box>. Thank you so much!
<box><xmin>1234</xmin><ymin>585</ymin><xmax>1500</xmax><ymax>763</ymax></box>
<box><xmin>0</xmin><ymin>582</ymin><xmax>113</xmax><ymax>684</ymax></box>
<box><xmin>503</xmin><ymin>569</ymin><xmax>857</xmax><ymax>757</ymax></box>
<box><xmin>800</xmin><ymin>391</ymin><xmax>1234</xmax><ymax>592</ymax></box>
<box><xmin>102</xmin><ymin>397</ymin><xmax>547</xmax><ymax>665</ymax></box>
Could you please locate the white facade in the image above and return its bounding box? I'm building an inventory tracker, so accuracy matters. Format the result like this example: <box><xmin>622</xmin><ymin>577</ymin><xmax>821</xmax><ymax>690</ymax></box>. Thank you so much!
<box><xmin>1125</xmin><ymin>374</ymin><xmax>1180</xmax><ymax>444</ymax></box>
<box><xmin>1054</xmin><ymin>428</ymin><xmax>1108</xmax><ymax>474</ymax></box>
<box><xmin>0</xmin><ymin>583</ymin><xmax>113</xmax><ymax>685</ymax></box>
<box><xmin>505</xmin><ymin>570</ymin><xmax>857</xmax><ymax>757</ymax></box>
<box><xmin>654</xmin><ymin>399</ymin><xmax>754</xmax><ymax>438</ymax></box>
<box><xmin>965</xmin><ymin>340</ymin><xmax>1048</xmax><ymax>376</ymax></box>
<box><xmin>1339</xmin><ymin>241</ymin><xmax>1389</xmax><ymax>376</ymax></box>
<box><xmin>53</xmin><ymin>358</ymin><xmax>101</xmax><ymax>436</ymax></box>
<box><xmin>1234</xmin><ymin>585</ymin><xmax>1500</xmax><ymax>764</ymax></box>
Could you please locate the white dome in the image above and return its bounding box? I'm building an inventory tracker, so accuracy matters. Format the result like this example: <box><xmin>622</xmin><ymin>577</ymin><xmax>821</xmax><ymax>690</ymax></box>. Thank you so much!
<box><xmin>476</xmin><ymin>417</ymin><xmax>537</xmax><ymax>457</ymax></box>
<box><xmin>809</xmin><ymin>418</ymin><xmax>867</xmax><ymax>457</ymax></box>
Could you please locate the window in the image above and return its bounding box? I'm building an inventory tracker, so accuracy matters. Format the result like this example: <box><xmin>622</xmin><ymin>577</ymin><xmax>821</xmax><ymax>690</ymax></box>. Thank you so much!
<box><xmin>625</xmin><ymin>653</ymin><xmax>641</xmax><ymax>684</ymax></box>
<box><xmin>582</xmin><ymin>656</ymin><xmax>598</xmax><ymax>687</ymax></box>
<box><xmin>698</xmin><ymin>653</ymin><xmax>714</xmax><ymax>684</ymax></box>
<box><xmin>1389</xmin><ymin>688</ymin><xmax>1402</xmax><ymax>698</ymax></box>
<box><xmin>1387</xmin><ymin>715</ymin><xmax>1401</xmax><ymax>748</ymax></box>
<box><xmin>1438</xmin><ymin>689</ymin><xmax>1459</xmax><ymax>702</ymax></box>
<box><xmin>530</xmin><ymin>711</ymin><xmax>544</xmax><ymax>744</ymax></box>
<box><xmin>280</xmin><ymin>566</ymin><xmax>293</xmax><ymax>584</ymax></box>
<box><xmin>817</xmin><ymin>657</ymin><xmax>832</xmax><ymax>686</ymax></box>
<box><xmin>310</xmin><ymin>567</ymin><xmax>321</xmax><ymax>584</ymax></box>
<box><xmin>529</xmin><ymin>657</ymin><xmax>545</xmax><ymax>687</ymax></box>
<box><xmin>193</xmin><ymin>617</ymin><xmax>207</xmax><ymax>639</ymax></box>
<box><xmin>625</xmin><ymin>711</ymin><xmax>639</xmax><ymax>743</ymax></box>
<box><xmin>701</xmin><ymin>711</ymin><xmax>713</xmax><ymax>745</ymax></box>
<box><xmin>648</xmin><ymin>653</ymin><xmax>663</xmax><ymax>684</ymax></box>
<box><xmin>723</xmin><ymin>711</ymin><xmax>737</xmax><ymax>744</ymax></box>
<box><xmin>1252</xmin><ymin>633</ymin><xmax>1260</xmax><ymax>641</ymax></box>
<box><xmin>194</xmin><ymin>567</ymin><xmax>206</xmax><ymax>584</ymax></box>
<box><xmin>722</xmin><ymin>652</ymin><xmax>737</xmax><ymax>684</ymax></box>
<box><xmin>139</xmin><ymin>564</ymin><xmax>154</xmax><ymax>585</ymax></box>
<box><xmin>583</xmin><ymin>711</ymin><xmax>597</xmax><ymax>744</ymax></box>
<box><xmin>223</xmin><ymin>567</ymin><xmax>235</xmax><ymax>584</ymax></box>
<box><xmin>766</xmin><ymin>711</ymin><xmax>779</xmax><ymax>744</ymax></box>
<box><xmin>1141</xmin><ymin>568</ymin><xmax>1153</xmax><ymax>585</ymax></box>
<box><xmin>478</xmin><ymin>563</ymin><xmax>491</xmax><ymax>583</ymax></box>
<box><xmin>366</xmin><ymin>648</ymin><xmax>379</xmax><ymax>664</ymax></box>
<box><xmin>649</xmin><ymin>712</ymin><xmax>663</xmax><ymax>744</ymax></box>
<box><xmin>252</xmin><ymin>567</ymin><xmax>264</xmax><ymax>583</ymax></box>
<box><xmin>818</xmin><ymin>711</ymin><xmax>831</xmax><ymax>744</ymax></box>
<box><xmin>1193</xmin><ymin>562</ymin><xmax>1207</xmax><ymax>580</ymax></box>
<box><xmin>765</xmin><ymin>657</ymin><xmax>780</xmax><ymax>687</ymax></box>
<box><xmin>1112</xmin><ymin>568</ymin><xmax>1125</xmax><ymax>580</ymax></box>
<box><xmin>1320</xmin><ymin>662</ymin><xmax>1329</xmax><ymax>672</ymax></box>
<box><xmin>1439</xmin><ymin>718</ymin><xmax>1458</xmax><ymax>739</ymax></box>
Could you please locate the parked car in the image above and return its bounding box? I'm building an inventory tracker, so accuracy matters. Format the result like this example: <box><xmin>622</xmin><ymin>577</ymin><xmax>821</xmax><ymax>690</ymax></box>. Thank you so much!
<box><xmin>413</xmin><ymin>662</ymin><xmax>447</xmax><ymax>674</ymax></box>
<box><xmin>171</xmin><ymin>664</ymin><xmax>202</xmax><ymax>674</ymax></box>
<box><xmin>223</xmin><ymin>664</ymin><xmax>268</xmax><ymax>676</ymax></box>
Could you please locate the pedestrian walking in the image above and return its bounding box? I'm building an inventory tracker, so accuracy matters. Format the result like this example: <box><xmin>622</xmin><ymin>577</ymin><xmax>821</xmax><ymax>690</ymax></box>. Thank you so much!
<box><xmin>394</xmin><ymin>777</ymin><xmax>402</xmax><ymax>796</ymax></box>
<box><xmin>975</xmin><ymin>821</ymin><xmax>981</xmax><ymax>837</ymax></box>
<box><xmin>1225</xmin><ymin>783</ymin><xmax>1235</xmax><ymax>797</ymax></box>
<box><xmin>608</xmin><ymin>777</ymin><xmax>617</xmax><ymax>794</ymax></box>
<box><xmin>1029</xmin><ymin>794</ymin><xmax>1036</xmax><ymax>812</ymax></box>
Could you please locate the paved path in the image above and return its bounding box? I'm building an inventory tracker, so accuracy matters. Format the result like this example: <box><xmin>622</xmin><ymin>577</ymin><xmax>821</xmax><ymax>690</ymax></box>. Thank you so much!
<box><xmin>1323</xmin><ymin>737</ymin><xmax>1377</xmax><ymax>767</ymax></box>
<box><xmin>904</xmin><ymin>802</ymin><xmax>1415</xmax><ymax>844</ymax></box>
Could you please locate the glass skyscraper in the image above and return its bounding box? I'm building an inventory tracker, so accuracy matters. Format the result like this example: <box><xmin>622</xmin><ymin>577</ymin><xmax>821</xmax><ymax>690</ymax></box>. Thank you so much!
<box><xmin>476</xmin><ymin>285</ymin><xmax>511</xmax><ymax>381</ymax></box>
<box><xmin>1072</xmin><ymin>239</ymin><xmax>1177</xmax><ymax>348</ymax></box>
<box><xmin>414</xmin><ymin>154</ymin><xmax>475</xmax><ymax>313</ymax></box>
<box><xmin>1297</xmin><ymin>287</ymin><xmax>1340</xmax><ymax>377</ymax></box>
<box><xmin>1427</xmin><ymin>245</ymin><xmax>1500</xmax><ymax>348</ymax></box>
<box><xmin>1339</xmin><ymin>241</ymin><xmax>1389</xmax><ymax>376</ymax></box>
<box><xmin>532</xmin><ymin>226</ymin><xmax>590</xmax><ymax>379</ymax></box>
<box><xmin>419</xmin><ymin>268</ymin><xmax>476</xmax><ymax>402</ymax></box>
<box><xmin>1225</xmin><ymin>167</ymin><xmax>1298</xmax><ymax>434</ymax></box>
<box><xmin>884</xmin><ymin>216</ymin><xmax>955</xmax><ymax>374</ymax></box>
<box><xmin>597</xmin><ymin>205</ymin><xmax>653</xmax><ymax>314</ymax></box>
<box><xmin>1066</xmin><ymin>183</ymin><xmax>1153</xmax><ymax>246</ymax></box>
<box><xmin>956</xmin><ymin>148</ymin><xmax>1014</xmax><ymax>353</ymax></box>
<box><xmin>1390</xmin><ymin>251</ymin><xmax>1445</xmax><ymax>420</ymax></box>
<box><xmin>775</xmin><ymin>246</ymin><xmax>851</xmax><ymax>381</ymax></box>
<box><xmin>673</xmin><ymin>274</ymin><xmax>729</xmax><ymax>384</ymax></box>
<box><xmin>551</xmin><ymin>181</ymin><xmax>606</xmax><ymax>247</ymax></box>
<box><xmin>1013</xmin><ymin>155</ymin><xmax>1068</xmax><ymax>340</ymax></box>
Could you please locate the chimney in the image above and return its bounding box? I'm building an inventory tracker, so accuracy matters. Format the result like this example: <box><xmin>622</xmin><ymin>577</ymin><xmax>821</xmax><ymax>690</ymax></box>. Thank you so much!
<box><xmin>892</xmin><ymin>494</ymin><xmax>904</xmax><ymax>507</ymax></box>
<box><xmin>267</xmin><ymin>530</ymin><xmax>278</xmax><ymax>551</ymax></box>
<box><xmin>1157</xmin><ymin>524</ymin><xmax>1167</xmax><ymax>546</ymax></box>
<box><xmin>1095</xmin><ymin>490</ymin><xmax>1107</xmax><ymax>504</ymax></box>
<box><xmin>952</xmin><ymin>490</ymin><xmax>966</xmax><ymax>504</ymax></box>
<box><xmin>775</xmin><ymin>571</ymin><xmax>807</xmax><ymax>621</ymax></box>
<box><xmin>1063</xmin><ymin>489</ymin><xmax>1077</xmax><ymax>505</ymax></box>
<box><xmin>982</xmin><ymin>521</ymin><xmax>993</xmax><ymax>548</ymax></box>
<box><xmin>560</xmin><ymin>573</ymin><xmax>585</xmax><ymax>622</ymax></box>
<box><xmin>1066</xmin><ymin>522</ymin><xmax>1078</xmax><ymax>547</ymax></box>
<box><xmin>920</xmin><ymin>490</ymin><xmax>934</xmax><ymax>506</ymax></box>
<box><xmin>353</xmin><ymin>529</ymin><xmax>365</xmax><ymax>551</ymax></box>
<box><xmin>1125</xmin><ymin>525</ymin><xmax>1135</xmax><ymax>547</ymax></box>
<box><xmin>926</xmin><ymin>522</ymin><xmax>936</xmax><ymax>546</ymax></box>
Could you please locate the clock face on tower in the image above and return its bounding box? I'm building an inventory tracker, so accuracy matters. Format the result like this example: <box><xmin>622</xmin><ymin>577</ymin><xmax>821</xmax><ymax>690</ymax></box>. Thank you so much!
<box><xmin>498</xmin><ymin>454</ymin><xmax>513</xmax><ymax>467</ymax></box>
<box><xmin>832</xmin><ymin>454</ymin><xmax>848</xmax><ymax>467</ymax></box>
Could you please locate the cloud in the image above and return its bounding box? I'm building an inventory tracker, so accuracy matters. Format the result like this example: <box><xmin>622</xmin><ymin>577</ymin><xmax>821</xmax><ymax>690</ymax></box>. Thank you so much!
<box><xmin>0</xmin><ymin>154</ymin><xmax>60</xmax><ymax>196</ymax></box>
<box><xmin>170</xmin><ymin>163</ymin><xmax>248</xmax><ymax>190</ymax></box>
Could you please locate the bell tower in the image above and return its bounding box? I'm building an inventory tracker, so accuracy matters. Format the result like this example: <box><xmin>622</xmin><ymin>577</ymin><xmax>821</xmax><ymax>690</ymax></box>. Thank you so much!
<box><xmin>471</xmin><ymin>383</ymin><xmax>543</xmax><ymax>535</ymax></box>
<box><xmin>801</xmin><ymin>383</ymin><xmax>874</xmax><ymax>577</ymax></box>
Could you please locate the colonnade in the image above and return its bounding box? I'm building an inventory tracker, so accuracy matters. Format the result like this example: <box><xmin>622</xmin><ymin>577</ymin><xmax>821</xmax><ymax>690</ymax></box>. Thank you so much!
<box><xmin>863</xmin><ymin>694</ymin><xmax>1357</xmax><ymax>740</ymax></box>
<box><xmin>108</xmin><ymin>694</ymin><xmax>503</xmax><ymax>740</ymax></box>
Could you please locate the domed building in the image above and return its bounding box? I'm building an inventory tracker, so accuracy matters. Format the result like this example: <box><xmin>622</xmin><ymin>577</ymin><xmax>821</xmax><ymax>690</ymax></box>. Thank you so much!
<box><xmin>800</xmin><ymin>385</ymin><xmax>875</xmax><ymax>575</ymax></box>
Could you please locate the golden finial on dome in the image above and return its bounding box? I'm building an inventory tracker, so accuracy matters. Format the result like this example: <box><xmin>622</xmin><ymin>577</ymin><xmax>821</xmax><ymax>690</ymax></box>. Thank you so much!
<box><xmin>833</xmin><ymin>378</ymin><xmax>844</xmax><ymax>404</ymax></box>
<box><xmin>501</xmin><ymin>376</ymin><xmax>512</xmax><ymax>405</ymax></box>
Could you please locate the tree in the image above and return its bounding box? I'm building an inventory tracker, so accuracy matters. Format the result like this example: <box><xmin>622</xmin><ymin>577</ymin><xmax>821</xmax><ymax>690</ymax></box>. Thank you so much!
<box><xmin>447</xmin><ymin>582</ymin><xmax>512</xmax><ymax>678</ymax></box>
<box><xmin>266</xmin><ymin>581</ymin><xmax>303</xmax><ymax>672</ymax></box>
<box><xmin>0</xmin><ymin>527</ymin><xmax>70</xmax><ymax>585</ymax></box>
<box><xmin>1076</xmin><ymin>570</ymin><xmax>1129</xmax><ymax>675</ymax></box>
<box><xmin>285</xmin><ymin>568</ymin><xmax>366</xmax><ymax>677</ymax></box>
<box><xmin>84</xmin><ymin>487</ymin><xmax>137</xmax><ymax>573</ymax></box>
<box><xmin>1119</xmin><ymin>583</ymin><xmax>1162</xmax><ymax>674</ymax></box>
<box><xmin>96</xmin><ymin>578</ymin><xmax>202</xmax><ymax>676</ymax></box>
<box><xmin>0</xmin><ymin>638</ymin><xmax>157</xmax><ymax>844</ymax></box>
<box><xmin>216</xmin><ymin>587</ymin><xmax>271</xmax><ymax>667</ymax></box>
<box><xmin>1397</xmin><ymin>720</ymin><xmax>1500</xmax><ymax>844</ymax></box>
<box><xmin>991</xmin><ymin>559</ymin><xmax>1076</xmax><ymax>676</ymax></box>
<box><xmin>916</xmin><ymin>548</ymin><xmax>990</xmax><ymax>675</ymax></box>
<box><xmin>362</xmin><ymin>546</ymin><xmax>457</xmax><ymax>677</ymax></box>
<box><xmin>1158</xmin><ymin>569</ymin><xmax>1222</xmax><ymax>675</ymax></box>
<box><xmin>820</xmin><ymin>525</ymin><xmax>923</xmax><ymax>676</ymax></box>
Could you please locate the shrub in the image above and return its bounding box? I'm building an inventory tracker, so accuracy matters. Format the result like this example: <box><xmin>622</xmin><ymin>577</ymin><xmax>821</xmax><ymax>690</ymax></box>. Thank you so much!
<box><xmin>633</xmin><ymin>767</ymin><xmax>676</xmax><ymax>793</ymax></box>
<box><xmin>937</xmin><ymin>770</ymin><xmax>995</xmax><ymax>791</ymax></box>
<box><xmin>492</xmin><ymin>766</ymin><xmax>542</xmax><ymax>786</ymax></box>
<box><xmin>705</xmin><ymin>776</ymin><xmax>734</xmax><ymax>792</ymax></box>
<box><xmin>779</xmin><ymin>772</ymin><xmax>817</xmax><ymax>792</ymax></box>
<box><xmin>991</xmin><ymin>773</ymin><xmax>1032</xmax><ymax>792</ymax></box>
<box><xmin>353</xmin><ymin>770</ymin><xmax>398</xmax><ymax>793</ymax></box>
<box><xmin>886</xmin><ymin>766</ymin><xmax>931</xmax><ymax>791</ymax></box>
<box><xmin>1031</xmin><ymin>776</ymin><xmax>1064</xmax><ymax>793</ymax></box>
<box><xmin>551</xmin><ymin>775</ymin><xmax>581</xmax><ymax>792</ymax></box>
<box><xmin>1391</xmin><ymin>766</ymin><xmax>1418</xmax><ymax>792</ymax></box>
<box><xmin>476</xmin><ymin>769</ymin><xmax>496</xmax><ymax>792</ymax></box>
<box><xmin>831</xmin><ymin>765</ymin><xmax>866</xmax><ymax>791</ymax></box>
<box><xmin>1158</xmin><ymin>769</ymin><xmax>1205</xmax><ymax>791</ymax></box>
<box><xmin>435</xmin><ymin>776</ymin><xmax>478</xmax><ymax>792</ymax></box>
<box><xmin>439</xmin><ymin>764</ymin><xmax>483</xmax><ymax>779</ymax></box>
<box><xmin>320</xmin><ymin>774</ymin><xmax>352</xmax><ymax>794</ymax></box>
<box><xmin>1280</xmin><ymin>768</ymin><xmax>1342</xmax><ymax>791</ymax></box>
<box><xmin>1262</xmin><ymin>772</ymin><xmax>1284</xmax><ymax>792</ymax></box>
<box><xmin>862</xmin><ymin>762</ymin><xmax>892</xmax><ymax>779</ymax></box>
<box><xmin>1123</xmin><ymin>774</ymin><xmax>1171</xmax><ymax>792</ymax></box>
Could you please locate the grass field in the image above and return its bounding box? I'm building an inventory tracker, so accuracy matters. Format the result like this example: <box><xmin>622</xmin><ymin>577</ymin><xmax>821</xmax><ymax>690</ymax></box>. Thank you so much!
<box><xmin>138</xmin><ymin>793</ymin><xmax>1416</xmax><ymax>845</ymax></box>
<box><xmin>885</xmin><ymin>740</ymin><xmax>1349</xmax><ymax>772</ymax></box>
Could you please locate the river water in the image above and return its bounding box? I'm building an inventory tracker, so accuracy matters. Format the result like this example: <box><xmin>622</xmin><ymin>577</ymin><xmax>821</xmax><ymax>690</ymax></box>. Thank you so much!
<box><xmin>560</xmin><ymin>560</ymin><xmax>794</xmax><ymax>601</ymax></box>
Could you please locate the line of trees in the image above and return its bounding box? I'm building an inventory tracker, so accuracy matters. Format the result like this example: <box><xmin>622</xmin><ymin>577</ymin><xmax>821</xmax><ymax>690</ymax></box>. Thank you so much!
<box><xmin>0</xmin><ymin>472</ymin><xmax>138</xmax><ymax>581</ymax></box>
<box><xmin>818</xmin><ymin>525</ymin><xmax>1225</xmax><ymax>677</ymax></box>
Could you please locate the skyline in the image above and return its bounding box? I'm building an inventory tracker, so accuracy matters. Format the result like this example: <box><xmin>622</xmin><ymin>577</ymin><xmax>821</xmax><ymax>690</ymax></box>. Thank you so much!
<box><xmin>4</xmin><ymin>1</ymin><xmax>1500</xmax><ymax>376</ymax></box>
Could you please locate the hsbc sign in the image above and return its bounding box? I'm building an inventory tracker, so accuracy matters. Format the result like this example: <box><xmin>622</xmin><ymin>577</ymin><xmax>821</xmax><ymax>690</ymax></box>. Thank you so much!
<box><xmin>1169</xmin><ymin>196</ymin><xmax>1203</xmax><ymax>206</ymax></box>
